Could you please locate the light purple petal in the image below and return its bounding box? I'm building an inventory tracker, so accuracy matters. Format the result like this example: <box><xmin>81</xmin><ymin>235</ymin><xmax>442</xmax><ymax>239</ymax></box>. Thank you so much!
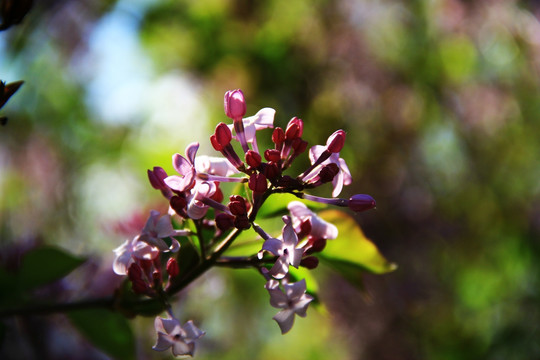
<box><xmin>132</xmin><ymin>239</ymin><xmax>160</xmax><ymax>260</ymax></box>
<box><xmin>284</xmin><ymin>279</ymin><xmax>307</xmax><ymax>300</ymax></box>
<box><xmin>269</xmin><ymin>255</ymin><xmax>289</xmax><ymax>279</ymax></box>
<box><xmin>172</xmin><ymin>341</ymin><xmax>195</xmax><ymax>357</ymax></box>
<box><xmin>292</xmin><ymin>294</ymin><xmax>314</xmax><ymax>317</ymax></box>
<box><xmin>288</xmin><ymin>247</ymin><xmax>304</xmax><ymax>268</ymax></box>
<box><xmin>250</xmin><ymin>107</ymin><xmax>276</xmax><ymax>130</ymax></box>
<box><xmin>287</xmin><ymin>201</ymin><xmax>313</xmax><ymax>218</ymax></box>
<box><xmin>182</xmin><ymin>320</ymin><xmax>205</xmax><ymax>341</ymax></box>
<box><xmin>273</xmin><ymin>309</ymin><xmax>295</xmax><ymax>334</ymax></box>
<box><xmin>195</xmin><ymin>155</ymin><xmax>238</xmax><ymax>177</ymax></box>
<box><xmin>262</xmin><ymin>238</ymin><xmax>284</xmax><ymax>256</ymax></box>
<box><xmin>168</xmin><ymin>238</ymin><xmax>180</xmax><ymax>253</ymax></box>
<box><xmin>187</xmin><ymin>199</ymin><xmax>209</xmax><ymax>219</ymax></box>
<box><xmin>161</xmin><ymin>317</ymin><xmax>182</xmax><ymax>335</ymax></box>
<box><xmin>338</xmin><ymin>157</ymin><xmax>352</xmax><ymax>186</ymax></box>
<box><xmin>172</xmin><ymin>153</ymin><xmax>192</xmax><ymax>175</ymax></box>
<box><xmin>281</xmin><ymin>216</ymin><xmax>298</xmax><ymax>247</ymax></box>
<box><xmin>185</xmin><ymin>142</ymin><xmax>199</xmax><ymax>165</ymax></box>
<box><xmin>155</xmin><ymin>214</ymin><xmax>175</xmax><ymax>238</ymax></box>
<box><xmin>112</xmin><ymin>241</ymin><xmax>133</xmax><ymax>275</ymax></box>
<box><xmin>152</xmin><ymin>332</ymin><xmax>173</xmax><ymax>352</ymax></box>
<box><xmin>309</xmin><ymin>145</ymin><xmax>325</xmax><ymax>165</ymax></box>
<box><xmin>164</xmin><ymin>175</ymin><xmax>188</xmax><ymax>192</ymax></box>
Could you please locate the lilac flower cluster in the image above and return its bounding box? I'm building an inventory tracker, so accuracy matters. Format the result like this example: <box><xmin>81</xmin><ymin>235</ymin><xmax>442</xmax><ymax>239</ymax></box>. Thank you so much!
<box><xmin>112</xmin><ymin>89</ymin><xmax>376</xmax><ymax>357</ymax></box>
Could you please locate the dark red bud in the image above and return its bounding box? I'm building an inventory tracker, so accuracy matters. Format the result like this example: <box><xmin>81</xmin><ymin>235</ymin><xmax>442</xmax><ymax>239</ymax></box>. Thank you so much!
<box><xmin>264</xmin><ymin>162</ymin><xmax>280</xmax><ymax>180</ymax></box>
<box><xmin>249</xmin><ymin>173</ymin><xmax>268</xmax><ymax>193</ymax></box>
<box><xmin>348</xmin><ymin>194</ymin><xmax>376</xmax><ymax>212</ymax></box>
<box><xmin>147</xmin><ymin>167</ymin><xmax>168</xmax><ymax>190</ymax></box>
<box><xmin>326</xmin><ymin>130</ymin><xmax>346</xmax><ymax>153</ymax></box>
<box><xmin>246</xmin><ymin>150</ymin><xmax>262</xmax><ymax>168</ymax></box>
<box><xmin>229</xmin><ymin>195</ymin><xmax>248</xmax><ymax>215</ymax></box>
<box><xmin>211</xmin><ymin>184</ymin><xmax>224</xmax><ymax>203</ymax></box>
<box><xmin>166</xmin><ymin>258</ymin><xmax>180</xmax><ymax>278</ymax></box>
<box><xmin>264</xmin><ymin>149</ymin><xmax>281</xmax><ymax>162</ymax></box>
<box><xmin>216</xmin><ymin>213</ymin><xmax>235</xmax><ymax>231</ymax></box>
<box><xmin>292</xmin><ymin>138</ymin><xmax>308</xmax><ymax>154</ymax></box>
<box><xmin>234</xmin><ymin>215</ymin><xmax>251</xmax><ymax>230</ymax></box>
<box><xmin>139</xmin><ymin>259</ymin><xmax>153</xmax><ymax>272</ymax></box>
<box><xmin>318</xmin><ymin>163</ymin><xmax>339</xmax><ymax>183</ymax></box>
<box><xmin>285</xmin><ymin>117</ymin><xmax>303</xmax><ymax>139</ymax></box>
<box><xmin>170</xmin><ymin>195</ymin><xmax>187</xmax><ymax>214</ymax></box>
<box><xmin>300</xmin><ymin>219</ymin><xmax>312</xmax><ymax>236</ymax></box>
<box><xmin>211</xmin><ymin>122</ymin><xmax>232</xmax><ymax>151</ymax></box>
<box><xmin>300</xmin><ymin>256</ymin><xmax>319</xmax><ymax>269</ymax></box>
<box><xmin>272</xmin><ymin>127</ymin><xmax>285</xmax><ymax>144</ymax></box>
<box><xmin>308</xmin><ymin>237</ymin><xmax>327</xmax><ymax>253</ymax></box>
<box><xmin>224</xmin><ymin>89</ymin><xmax>246</xmax><ymax>120</ymax></box>
<box><xmin>128</xmin><ymin>263</ymin><xmax>143</xmax><ymax>280</ymax></box>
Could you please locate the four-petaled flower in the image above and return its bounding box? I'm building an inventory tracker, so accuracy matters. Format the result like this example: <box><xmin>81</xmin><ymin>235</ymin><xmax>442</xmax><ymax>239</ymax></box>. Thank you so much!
<box><xmin>229</xmin><ymin>107</ymin><xmax>276</xmax><ymax>153</ymax></box>
<box><xmin>261</xmin><ymin>216</ymin><xmax>304</xmax><ymax>279</ymax></box>
<box><xmin>287</xmin><ymin>201</ymin><xmax>338</xmax><ymax>240</ymax></box>
<box><xmin>138</xmin><ymin>210</ymin><xmax>183</xmax><ymax>252</ymax></box>
<box><xmin>165</xmin><ymin>142</ymin><xmax>199</xmax><ymax>192</ymax></box>
<box><xmin>265</xmin><ymin>278</ymin><xmax>314</xmax><ymax>334</ymax></box>
<box><xmin>112</xmin><ymin>236</ymin><xmax>159</xmax><ymax>275</ymax></box>
<box><xmin>305</xmin><ymin>145</ymin><xmax>352</xmax><ymax>197</ymax></box>
<box><xmin>153</xmin><ymin>316</ymin><xmax>205</xmax><ymax>357</ymax></box>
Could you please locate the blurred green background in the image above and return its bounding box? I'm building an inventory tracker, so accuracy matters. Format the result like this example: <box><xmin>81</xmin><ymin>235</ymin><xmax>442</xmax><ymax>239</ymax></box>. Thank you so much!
<box><xmin>2</xmin><ymin>0</ymin><xmax>540</xmax><ymax>359</ymax></box>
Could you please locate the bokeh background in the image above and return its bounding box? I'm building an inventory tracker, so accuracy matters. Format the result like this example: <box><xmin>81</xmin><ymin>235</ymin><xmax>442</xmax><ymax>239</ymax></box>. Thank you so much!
<box><xmin>2</xmin><ymin>0</ymin><xmax>540</xmax><ymax>359</ymax></box>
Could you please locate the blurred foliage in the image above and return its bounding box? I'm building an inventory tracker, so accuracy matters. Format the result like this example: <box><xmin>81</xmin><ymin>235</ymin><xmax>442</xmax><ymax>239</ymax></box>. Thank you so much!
<box><xmin>1</xmin><ymin>0</ymin><xmax>540</xmax><ymax>359</ymax></box>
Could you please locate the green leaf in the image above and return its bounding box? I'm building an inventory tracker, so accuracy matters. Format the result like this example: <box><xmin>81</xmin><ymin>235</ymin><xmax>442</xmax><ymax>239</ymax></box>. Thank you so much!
<box><xmin>318</xmin><ymin>210</ymin><xmax>397</xmax><ymax>277</ymax></box>
<box><xmin>257</xmin><ymin>193</ymin><xmax>325</xmax><ymax>219</ymax></box>
<box><xmin>68</xmin><ymin>309</ymin><xmax>135</xmax><ymax>360</ymax></box>
<box><xmin>18</xmin><ymin>246</ymin><xmax>85</xmax><ymax>291</ymax></box>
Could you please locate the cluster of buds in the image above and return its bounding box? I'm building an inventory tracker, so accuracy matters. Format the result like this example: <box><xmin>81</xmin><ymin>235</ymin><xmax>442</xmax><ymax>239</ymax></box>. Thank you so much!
<box><xmin>112</xmin><ymin>89</ymin><xmax>376</xmax><ymax>357</ymax></box>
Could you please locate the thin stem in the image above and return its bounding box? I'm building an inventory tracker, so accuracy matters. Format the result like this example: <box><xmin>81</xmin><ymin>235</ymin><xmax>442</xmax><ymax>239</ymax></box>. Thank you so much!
<box><xmin>0</xmin><ymin>296</ymin><xmax>115</xmax><ymax>318</ymax></box>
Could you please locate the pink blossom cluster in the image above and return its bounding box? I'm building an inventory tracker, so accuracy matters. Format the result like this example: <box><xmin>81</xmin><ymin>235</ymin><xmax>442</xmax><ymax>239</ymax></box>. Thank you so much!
<box><xmin>112</xmin><ymin>89</ymin><xmax>376</xmax><ymax>357</ymax></box>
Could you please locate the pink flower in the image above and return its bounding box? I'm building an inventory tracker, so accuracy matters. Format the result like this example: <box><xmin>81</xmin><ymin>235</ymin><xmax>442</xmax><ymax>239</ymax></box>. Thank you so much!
<box><xmin>306</xmin><ymin>145</ymin><xmax>352</xmax><ymax>197</ymax></box>
<box><xmin>287</xmin><ymin>201</ymin><xmax>338</xmax><ymax>240</ymax></box>
<box><xmin>265</xmin><ymin>278</ymin><xmax>313</xmax><ymax>334</ymax></box>
<box><xmin>261</xmin><ymin>216</ymin><xmax>304</xmax><ymax>279</ymax></box>
<box><xmin>138</xmin><ymin>210</ymin><xmax>183</xmax><ymax>252</ymax></box>
<box><xmin>186</xmin><ymin>181</ymin><xmax>217</xmax><ymax>219</ymax></box>
<box><xmin>164</xmin><ymin>142</ymin><xmax>199</xmax><ymax>192</ymax></box>
<box><xmin>112</xmin><ymin>237</ymin><xmax>159</xmax><ymax>275</ymax></box>
<box><xmin>152</xmin><ymin>316</ymin><xmax>205</xmax><ymax>357</ymax></box>
<box><xmin>229</xmin><ymin>108</ymin><xmax>276</xmax><ymax>153</ymax></box>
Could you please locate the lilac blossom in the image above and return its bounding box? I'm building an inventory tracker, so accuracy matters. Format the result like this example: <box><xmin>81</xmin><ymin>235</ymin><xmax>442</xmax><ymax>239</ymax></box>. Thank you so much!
<box><xmin>195</xmin><ymin>155</ymin><xmax>239</xmax><ymax>177</ymax></box>
<box><xmin>186</xmin><ymin>181</ymin><xmax>217</xmax><ymax>220</ymax></box>
<box><xmin>265</xmin><ymin>278</ymin><xmax>314</xmax><ymax>334</ymax></box>
<box><xmin>152</xmin><ymin>316</ymin><xmax>205</xmax><ymax>357</ymax></box>
<box><xmin>164</xmin><ymin>142</ymin><xmax>199</xmax><ymax>192</ymax></box>
<box><xmin>287</xmin><ymin>201</ymin><xmax>338</xmax><ymax>240</ymax></box>
<box><xmin>260</xmin><ymin>216</ymin><xmax>304</xmax><ymax>279</ymax></box>
<box><xmin>229</xmin><ymin>107</ymin><xmax>276</xmax><ymax>153</ymax></box>
<box><xmin>138</xmin><ymin>210</ymin><xmax>184</xmax><ymax>252</ymax></box>
<box><xmin>112</xmin><ymin>237</ymin><xmax>159</xmax><ymax>275</ymax></box>
<box><xmin>304</xmin><ymin>145</ymin><xmax>352</xmax><ymax>197</ymax></box>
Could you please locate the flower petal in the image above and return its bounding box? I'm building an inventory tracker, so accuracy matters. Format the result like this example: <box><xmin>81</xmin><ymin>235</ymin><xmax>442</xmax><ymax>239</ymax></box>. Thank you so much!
<box><xmin>273</xmin><ymin>309</ymin><xmax>295</xmax><ymax>334</ymax></box>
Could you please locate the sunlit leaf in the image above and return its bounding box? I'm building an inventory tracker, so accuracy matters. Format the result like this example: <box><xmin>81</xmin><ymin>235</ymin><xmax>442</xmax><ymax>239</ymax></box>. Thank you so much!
<box><xmin>318</xmin><ymin>210</ymin><xmax>396</xmax><ymax>277</ymax></box>
<box><xmin>18</xmin><ymin>246</ymin><xmax>85</xmax><ymax>291</ymax></box>
<box><xmin>68</xmin><ymin>309</ymin><xmax>135</xmax><ymax>360</ymax></box>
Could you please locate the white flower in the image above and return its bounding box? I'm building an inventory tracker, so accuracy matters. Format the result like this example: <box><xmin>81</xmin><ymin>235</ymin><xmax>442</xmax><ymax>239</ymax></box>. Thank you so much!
<box><xmin>112</xmin><ymin>237</ymin><xmax>159</xmax><ymax>275</ymax></box>
<box><xmin>261</xmin><ymin>216</ymin><xmax>304</xmax><ymax>279</ymax></box>
<box><xmin>305</xmin><ymin>145</ymin><xmax>352</xmax><ymax>197</ymax></box>
<box><xmin>138</xmin><ymin>210</ymin><xmax>183</xmax><ymax>252</ymax></box>
<box><xmin>265</xmin><ymin>279</ymin><xmax>313</xmax><ymax>334</ymax></box>
<box><xmin>152</xmin><ymin>316</ymin><xmax>205</xmax><ymax>357</ymax></box>
<box><xmin>229</xmin><ymin>107</ymin><xmax>275</xmax><ymax>153</ymax></box>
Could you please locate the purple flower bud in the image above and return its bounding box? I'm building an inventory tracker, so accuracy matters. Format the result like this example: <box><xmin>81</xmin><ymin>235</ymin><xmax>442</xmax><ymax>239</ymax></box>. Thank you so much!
<box><xmin>224</xmin><ymin>89</ymin><xmax>246</xmax><ymax>120</ymax></box>
<box><xmin>292</xmin><ymin>138</ymin><xmax>308</xmax><ymax>154</ymax></box>
<box><xmin>166</xmin><ymin>258</ymin><xmax>180</xmax><ymax>278</ymax></box>
<box><xmin>264</xmin><ymin>162</ymin><xmax>280</xmax><ymax>180</ymax></box>
<box><xmin>148</xmin><ymin>167</ymin><xmax>168</xmax><ymax>190</ymax></box>
<box><xmin>348</xmin><ymin>194</ymin><xmax>376</xmax><ymax>212</ymax></box>
<box><xmin>211</xmin><ymin>122</ymin><xmax>232</xmax><ymax>151</ymax></box>
<box><xmin>264</xmin><ymin>149</ymin><xmax>281</xmax><ymax>162</ymax></box>
<box><xmin>285</xmin><ymin>117</ymin><xmax>303</xmax><ymax>140</ymax></box>
<box><xmin>246</xmin><ymin>150</ymin><xmax>262</xmax><ymax>168</ymax></box>
<box><xmin>229</xmin><ymin>195</ymin><xmax>248</xmax><ymax>215</ymax></box>
<box><xmin>300</xmin><ymin>256</ymin><xmax>319</xmax><ymax>269</ymax></box>
<box><xmin>318</xmin><ymin>163</ymin><xmax>339</xmax><ymax>183</ymax></box>
<box><xmin>215</xmin><ymin>213</ymin><xmax>235</xmax><ymax>231</ymax></box>
<box><xmin>272</xmin><ymin>127</ymin><xmax>285</xmax><ymax>145</ymax></box>
<box><xmin>249</xmin><ymin>173</ymin><xmax>268</xmax><ymax>193</ymax></box>
<box><xmin>326</xmin><ymin>130</ymin><xmax>346</xmax><ymax>153</ymax></box>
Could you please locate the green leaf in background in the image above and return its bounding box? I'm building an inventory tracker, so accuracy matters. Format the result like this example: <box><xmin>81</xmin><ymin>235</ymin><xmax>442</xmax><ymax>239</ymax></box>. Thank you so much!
<box><xmin>18</xmin><ymin>246</ymin><xmax>85</xmax><ymax>291</ymax></box>
<box><xmin>318</xmin><ymin>210</ymin><xmax>397</xmax><ymax>278</ymax></box>
<box><xmin>68</xmin><ymin>309</ymin><xmax>135</xmax><ymax>360</ymax></box>
<box><xmin>257</xmin><ymin>193</ymin><xmax>325</xmax><ymax>219</ymax></box>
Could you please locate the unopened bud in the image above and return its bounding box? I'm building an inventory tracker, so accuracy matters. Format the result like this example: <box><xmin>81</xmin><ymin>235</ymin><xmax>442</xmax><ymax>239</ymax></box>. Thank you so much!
<box><xmin>170</xmin><ymin>195</ymin><xmax>187</xmax><ymax>214</ymax></box>
<box><xmin>166</xmin><ymin>257</ymin><xmax>180</xmax><ymax>278</ymax></box>
<box><xmin>285</xmin><ymin>117</ymin><xmax>303</xmax><ymax>140</ymax></box>
<box><xmin>326</xmin><ymin>130</ymin><xmax>346</xmax><ymax>153</ymax></box>
<box><xmin>264</xmin><ymin>149</ymin><xmax>281</xmax><ymax>162</ymax></box>
<box><xmin>264</xmin><ymin>162</ymin><xmax>280</xmax><ymax>180</ymax></box>
<box><xmin>318</xmin><ymin>163</ymin><xmax>339</xmax><ymax>183</ymax></box>
<box><xmin>292</xmin><ymin>138</ymin><xmax>308</xmax><ymax>154</ymax></box>
<box><xmin>249</xmin><ymin>173</ymin><xmax>268</xmax><ymax>193</ymax></box>
<box><xmin>211</xmin><ymin>122</ymin><xmax>232</xmax><ymax>151</ymax></box>
<box><xmin>147</xmin><ymin>167</ymin><xmax>168</xmax><ymax>190</ymax></box>
<box><xmin>229</xmin><ymin>195</ymin><xmax>248</xmax><ymax>215</ymax></box>
<box><xmin>216</xmin><ymin>213</ymin><xmax>235</xmax><ymax>231</ymax></box>
<box><xmin>272</xmin><ymin>127</ymin><xmax>285</xmax><ymax>145</ymax></box>
<box><xmin>224</xmin><ymin>89</ymin><xmax>246</xmax><ymax>120</ymax></box>
<box><xmin>234</xmin><ymin>214</ymin><xmax>251</xmax><ymax>230</ymax></box>
<box><xmin>300</xmin><ymin>256</ymin><xmax>319</xmax><ymax>269</ymax></box>
<box><xmin>246</xmin><ymin>150</ymin><xmax>262</xmax><ymax>168</ymax></box>
<box><xmin>348</xmin><ymin>194</ymin><xmax>376</xmax><ymax>212</ymax></box>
